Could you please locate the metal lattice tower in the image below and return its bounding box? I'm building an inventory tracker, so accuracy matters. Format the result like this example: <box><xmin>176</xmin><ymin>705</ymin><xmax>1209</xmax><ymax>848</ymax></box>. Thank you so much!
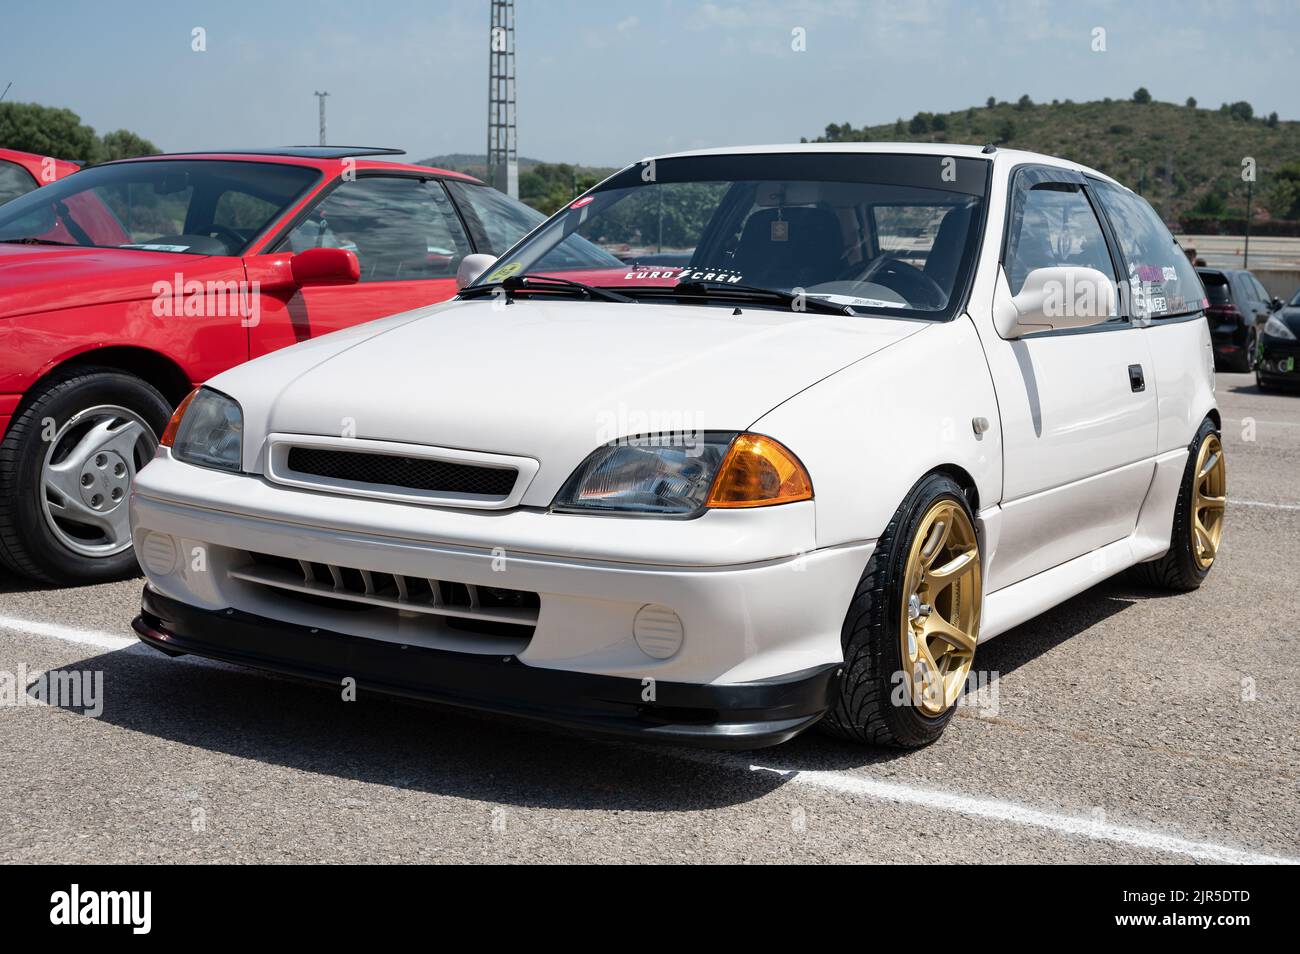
<box><xmin>314</xmin><ymin>91</ymin><xmax>329</xmax><ymax>146</ymax></box>
<box><xmin>486</xmin><ymin>0</ymin><xmax>518</xmax><ymax>198</ymax></box>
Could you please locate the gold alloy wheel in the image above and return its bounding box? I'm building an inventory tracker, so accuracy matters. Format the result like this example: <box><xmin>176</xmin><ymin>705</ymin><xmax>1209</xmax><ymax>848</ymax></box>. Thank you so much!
<box><xmin>900</xmin><ymin>500</ymin><xmax>983</xmax><ymax>716</ymax></box>
<box><xmin>1191</xmin><ymin>434</ymin><xmax>1227</xmax><ymax>570</ymax></box>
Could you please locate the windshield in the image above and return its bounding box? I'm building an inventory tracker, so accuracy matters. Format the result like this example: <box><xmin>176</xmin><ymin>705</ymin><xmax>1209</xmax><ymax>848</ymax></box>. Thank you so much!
<box><xmin>1291</xmin><ymin>289</ymin><xmax>1300</xmax><ymax>307</ymax></box>
<box><xmin>471</xmin><ymin>153</ymin><xmax>989</xmax><ymax>318</ymax></box>
<box><xmin>0</xmin><ymin>159</ymin><xmax>319</xmax><ymax>255</ymax></box>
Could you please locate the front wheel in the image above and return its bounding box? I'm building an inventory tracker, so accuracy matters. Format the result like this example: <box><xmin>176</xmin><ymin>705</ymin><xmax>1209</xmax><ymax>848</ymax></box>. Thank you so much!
<box><xmin>820</xmin><ymin>473</ymin><xmax>983</xmax><ymax>747</ymax></box>
<box><xmin>0</xmin><ymin>368</ymin><xmax>170</xmax><ymax>585</ymax></box>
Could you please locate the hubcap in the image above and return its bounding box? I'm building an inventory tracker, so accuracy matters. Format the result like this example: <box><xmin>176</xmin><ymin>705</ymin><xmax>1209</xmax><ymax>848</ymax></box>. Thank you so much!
<box><xmin>900</xmin><ymin>500</ymin><xmax>982</xmax><ymax>717</ymax></box>
<box><xmin>40</xmin><ymin>405</ymin><xmax>158</xmax><ymax>559</ymax></box>
<box><xmin>1191</xmin><ymin>433</ymin><xmax>1226</xmax><ymax>570</ymax></box>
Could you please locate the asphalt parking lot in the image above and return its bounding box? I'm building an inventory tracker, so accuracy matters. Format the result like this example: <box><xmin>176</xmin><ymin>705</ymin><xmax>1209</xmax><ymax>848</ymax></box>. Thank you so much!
<box><xmin>1</xmin><ymin>371</ymin><xmax>1297</xmax><ymax>864</ymax></box>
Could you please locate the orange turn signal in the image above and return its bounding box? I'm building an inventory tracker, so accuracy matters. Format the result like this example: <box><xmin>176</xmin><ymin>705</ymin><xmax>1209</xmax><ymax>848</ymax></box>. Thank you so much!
<box><xmin>706</xmin><ymin>433</ymin><xmax>813</xmax><ymax>508</ymax></box>
<box><xmin>160</xmin><ymin>388</ymin><xmax>199</xmax><ymax>448</ymax></box>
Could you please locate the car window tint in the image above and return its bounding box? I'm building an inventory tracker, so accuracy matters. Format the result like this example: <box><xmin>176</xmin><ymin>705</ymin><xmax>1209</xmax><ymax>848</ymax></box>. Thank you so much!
<box><xmin>445</xmin><ymin>180</ymin><xmax>544</xmax><ymax>256</ymax></box>
<box><xmin>1092</xmin><ymin>180</ymin><xmax>1205</xmax><ymax>319</ymax></box>
<box><xmin>1004</xmin><ymin>180</ymin><xmax>1115</xmax><ymax>296</ymax></box>
<box><xmin>0</xmin><ymin>159</ymin><xmax>37</xmax><ymax>204</ymax></box>
<box><xmin>1199</xmin><ymin>271</ymin><xmax>1231</xmax><ymax>305</ymax></box>
<box><xmin>284</xmin><ymin>177</ymin><xmax>471</xmax><ymax>281</ymax></box>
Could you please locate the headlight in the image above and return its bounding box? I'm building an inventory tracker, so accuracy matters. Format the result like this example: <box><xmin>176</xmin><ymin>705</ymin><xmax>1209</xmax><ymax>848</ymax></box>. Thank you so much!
<box><xmin>1264</xmin><ymin>314</ymin><xmax>1297</xmax><ymax>341</ymax></box>
<box><xmin>161</xmin><ymin>387</ymin><xmax>244</xmax><ymax>473</ymax></box>
<box><xmin>553</xmin><ymin>432</ymin><xmax>812</xmax><ymax>516</ymax></box>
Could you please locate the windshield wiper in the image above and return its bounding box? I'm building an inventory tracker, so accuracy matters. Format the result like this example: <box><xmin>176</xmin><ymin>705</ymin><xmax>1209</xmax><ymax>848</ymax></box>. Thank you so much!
<box><xmin>0</xmin><ymin>237</ymin><xmax>81</xmax><ymax>247</ymax></box>
<box><xmin>632</xmin><ymin>280</ymin><xmax>855</xmax><ymax>316</ymax></box>
<box><xmin>459</xmin><ymin>273</ymin><xmax>635</xmax><ymax>304</ymax></box>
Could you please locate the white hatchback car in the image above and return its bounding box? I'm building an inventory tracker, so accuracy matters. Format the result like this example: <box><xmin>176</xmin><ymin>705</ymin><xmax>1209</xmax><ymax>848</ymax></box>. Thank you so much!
<box><xmin>129</xmin><ymin>144</ymin><xmax>1222</xmax><ymax>748</ymax></box>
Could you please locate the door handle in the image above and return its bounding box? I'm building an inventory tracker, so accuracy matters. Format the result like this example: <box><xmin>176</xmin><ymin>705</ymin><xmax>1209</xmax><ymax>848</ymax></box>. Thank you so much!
<box><xmin>1128</xmin><ymin>364</ymin><xmax>1146</xmax><ymax>393</ymax></box>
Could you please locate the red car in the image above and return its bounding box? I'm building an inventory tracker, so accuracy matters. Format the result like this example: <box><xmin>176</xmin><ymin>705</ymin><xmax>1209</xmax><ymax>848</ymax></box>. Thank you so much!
<box><xmin>0</xmin><ymin>146</ymin><xmax>546</xmax><ymax>584</ymax></box>
<box><xmin>0</xmin><ymin>147</ymin><xmax>80</xmax><ymax>203</ymax></box>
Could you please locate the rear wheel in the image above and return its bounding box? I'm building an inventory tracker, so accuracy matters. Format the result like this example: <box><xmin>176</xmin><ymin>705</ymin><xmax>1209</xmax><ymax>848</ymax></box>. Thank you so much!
<box><xmin>820</xmin><ymin>473</ymin><xmax>982</xmax><ymax>747</ymax></box>
<box><xmin>1228</xmin><ymin>329</ymin><xmax>1257</xmax><ymax>373</ymax></box>
<box><xmin>0</xmin><ymin>369</ymin><xmax>169</xmax><ymax>585</ymax></box>
<box><xmin>1130</xmin><ymin>418</ymin><xmax>1224</xmax><ymax>591</ymax></box>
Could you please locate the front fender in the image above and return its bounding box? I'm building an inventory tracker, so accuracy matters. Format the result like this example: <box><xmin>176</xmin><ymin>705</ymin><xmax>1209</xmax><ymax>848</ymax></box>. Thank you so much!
<box><xmin>750</xmin><ymin>314</ymin><xmax>1002</xmax><ymax>549</ymax></box>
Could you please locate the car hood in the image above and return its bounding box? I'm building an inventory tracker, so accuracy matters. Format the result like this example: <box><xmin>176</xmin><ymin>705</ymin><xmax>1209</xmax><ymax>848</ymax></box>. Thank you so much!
<box><xmin>0</xmin><ymin>243</ymin><xmax>226</xmax><ymax>321</ymax></box>
<box><xmin>1270</xmin><ymin>307</ymin><xmax>1300</xmax><ymax>336</ymax></box>
<box><xmin>217</xmin><ymin>297</ymin><xmax>926</xmax><ymax>505</ymax></box>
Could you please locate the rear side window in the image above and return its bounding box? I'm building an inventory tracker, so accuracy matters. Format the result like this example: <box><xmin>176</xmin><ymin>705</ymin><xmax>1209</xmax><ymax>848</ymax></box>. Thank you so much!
<box><xmin>0</xmin><ymin>159</ymin><xmax>37</xmax><ymax>204</ymax></box>
<box><xmin>1092</xmin><ymin>180</ymin><xmax>1205</xmax><ymax>319</ymax></box>
<box><xmin>1004</xmin><ymin>178</ymin><xmax>1115</xmax><ymax>295</ymax></box>
<box><xmin>1198</xmin><ymin>270</ymin><xmax>1231</xmax><ymax>305</ymax></box>
<box><xmin>445</xmin><ymin>180</ymin><xmax>544</xmax><ymax>256</ymax></box>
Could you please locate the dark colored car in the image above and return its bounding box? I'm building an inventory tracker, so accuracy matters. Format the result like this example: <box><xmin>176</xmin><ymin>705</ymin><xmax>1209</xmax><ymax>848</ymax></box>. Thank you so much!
<box><xmin>1197</xmin><ymin>267</ymin><xmax>1282</xmax><ymax>372</ymax></box>
<box><xmin>1257</xmin><ymin>287</ymin><xmax>1300</xmax><ymax>391</ymax></box>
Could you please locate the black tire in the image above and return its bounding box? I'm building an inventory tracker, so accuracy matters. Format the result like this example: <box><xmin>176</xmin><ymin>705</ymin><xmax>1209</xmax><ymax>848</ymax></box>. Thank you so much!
<box><xmin>0</xmin><ymin>368</ymin><xmax>170</xmax><ymax>585</ymax></box>
<box><xmin>1255</xmin><ymin>372</ymin><xmax>1273</xmax><ymax>393</ymax></box>
<box><xmin>1227</xmin><ymin>330</ymin><xmax>1255</xmax><ymax>373</ymax></box>
<box><xmin>819</xmin><ymin>473</ymin><xmax>977</xmax><ymax>748</ymax></box>
<box><xmin>1129</xmin><ymin>417</ymin><xmax>1221</xmax><ymax>592</ymax></box>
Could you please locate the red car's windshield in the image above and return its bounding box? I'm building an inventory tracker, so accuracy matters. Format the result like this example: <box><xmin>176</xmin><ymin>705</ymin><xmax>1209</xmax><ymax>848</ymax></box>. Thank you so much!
<box><xmin>0</xmin><ymin>159</ymin><xmax>319</xmax><ymax>256</ymax></box>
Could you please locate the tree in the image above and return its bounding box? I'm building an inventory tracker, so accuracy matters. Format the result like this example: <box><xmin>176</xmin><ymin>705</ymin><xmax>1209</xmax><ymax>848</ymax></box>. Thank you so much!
<box><xmin>908</xmin><ymin>112</ymin><xmax>931</xmax><ymax>135</ymax></box>
<box><xmin>1266</xmin><ymin>111</ymin><xmax>1279</xmax><ymax>128</ymax></box>
<box><xmin>1016</xmin><ymin>94</ymin><xmax>1033</xmax><ymax>111</ymax></box>
<box><xmin>0</xmin><ymin>102</ymin><xmax>100</xmax><ymax>162</ymax></box>
<box><xmin>893</xmin><ymin>118</ymin><xmax>906</xmax><ymax>137</ymax></box>
<box><xmin>997</xmin><ymin>119</ymin><xmax>1016</xmax><ymax>143</ymax></box>
<box><xmin>1192</xmin><ymin>191</ymin><xmax>1227</xmax><ymax>216</ymax></box>
<box><xmin>1228</xmin><ymin>101</ymin><xmax>1253</xmax><ymax>121</ymax></box>
<box><xmin>99</xmin><ymin>129</ymin><xmax>159</xmax><ymax>161</ymax></box>
<box><xmin>1132</xmin><ymin>87</ymin><xmax>1152</xmax><ymax>104</ymax></box>
<box><xmin>931</xmin><ymin>113</ymin><xmax>948</xmax><ymax>132</ymax></box>
<box><xmin>1185</xmin><ymin>96</ymin><xmax>1197</xmax><ymax>108</ymax></box>
<box><xmin>1270</xmin><ymin>161</ymin><xmax>1300</xmax><ymax>220</ymax></box>
<box><xmin>986</xmin><ymin>96</ymin><xmax>996</xmax><ymax>109</ymax></box>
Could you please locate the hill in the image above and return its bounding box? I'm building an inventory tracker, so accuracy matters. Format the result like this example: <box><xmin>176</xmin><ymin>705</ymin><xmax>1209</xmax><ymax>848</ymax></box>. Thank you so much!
<box><xmin>810</xmin><ymin>95</ymin><xmax>1300</xmax><ymax>231</ymax></box>
<box><xmin>420</xmin><ymin>154</ymin><xmax>618</xmax><ymax>215</ymax></box>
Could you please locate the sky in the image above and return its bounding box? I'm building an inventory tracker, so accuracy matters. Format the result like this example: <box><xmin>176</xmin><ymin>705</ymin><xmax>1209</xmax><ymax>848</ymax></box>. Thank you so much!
<box><xmin>2</xmin><ymin>0</ymin><xmax>1298</xmax><ymax>167</ymax></box>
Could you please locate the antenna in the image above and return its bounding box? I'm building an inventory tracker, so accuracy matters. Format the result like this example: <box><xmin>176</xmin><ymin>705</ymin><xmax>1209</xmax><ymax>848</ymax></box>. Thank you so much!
<box><xmin>486</xmin><ymin>0</ymin><xmax>518</xmax><ymax>198</ymax></box>
<box><xmin>314</xmin><ymin>91</ymin><xmax>329</xmax><ymax>146</ymax></box>
<box><xmin>0</xmin><ymin>82</ymin><xmax>12</xmax><ymax>104</ymax></box>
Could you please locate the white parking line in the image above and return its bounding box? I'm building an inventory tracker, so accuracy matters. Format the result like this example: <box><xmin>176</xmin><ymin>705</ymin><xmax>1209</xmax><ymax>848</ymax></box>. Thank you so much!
<box><xmin>3</xmin><ymin>611</ymin><xmax>1296</xmax><ymax>865</ymax></box>
<box><xmin>741</xmin><ymin>762</ymin><xmax>1297</xmax><ymax>865</ymax></box>
<box><xmin>1231</xmin><ymin>499</ymin><xmax>1300</xmax><ymax>511</ymax></box>
<box><xmin>1225</xmin><ymin>418</ymin><xmax>1300</xmax><ymax>428</ymax></box>
<box><xmin>0</xmin><ymin>614</ymin><xmax>139</xmax><ymax>652</ymax></box>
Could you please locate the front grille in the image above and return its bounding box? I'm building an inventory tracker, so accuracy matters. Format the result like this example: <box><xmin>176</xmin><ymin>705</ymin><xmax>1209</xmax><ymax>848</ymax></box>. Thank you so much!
<box><xmin>230</xmin><ymin>551</ymin><xmax>539</xmax><ymax>644</ymax></box>
<box><xmin>285</xmin><ymin>446</ymin><xmax>517</xmax><ymax>497</ymax></box>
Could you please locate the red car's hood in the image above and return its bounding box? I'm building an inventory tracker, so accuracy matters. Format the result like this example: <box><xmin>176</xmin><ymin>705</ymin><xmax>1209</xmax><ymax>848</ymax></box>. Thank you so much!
<box><xmin>0</xmin><ymin>243</ymin><xmax>236</xmax><ymax>321</ymax></box>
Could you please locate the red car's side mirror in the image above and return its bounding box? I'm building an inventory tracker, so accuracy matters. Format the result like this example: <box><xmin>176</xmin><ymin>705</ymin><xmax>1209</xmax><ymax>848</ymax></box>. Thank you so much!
<box><xmin>291</xmin><ymin>247</ymin><xmax>360</xmax><ymax>286</ymax></box>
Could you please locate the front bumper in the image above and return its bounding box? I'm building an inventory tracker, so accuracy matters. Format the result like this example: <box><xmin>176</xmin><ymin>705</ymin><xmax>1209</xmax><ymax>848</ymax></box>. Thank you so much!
<box><xmin>1258</xmin><ymin>337</ymin><xmax>1299</xmax><ymax>383</ymax></box>
<box><xmin>135</xmin><ymin>588</ymin><xmax>841</xmax><ymax>748</ymax></box>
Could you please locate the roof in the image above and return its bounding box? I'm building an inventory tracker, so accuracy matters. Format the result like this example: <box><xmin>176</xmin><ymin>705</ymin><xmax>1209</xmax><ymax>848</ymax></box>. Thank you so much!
<box><xmin>161</xmin><ymin>146</ymin><xmax>406</xmax><ymax>159</ymax></box>
<box><xmin>96</xmin><ymin>148</ymin><xmax>481</xmax><ymax>183</ymax></box>
<box><xmin>644</xmin><ymin>141</ymin><xmax>1121</xmax><ymax>188</ymax></box>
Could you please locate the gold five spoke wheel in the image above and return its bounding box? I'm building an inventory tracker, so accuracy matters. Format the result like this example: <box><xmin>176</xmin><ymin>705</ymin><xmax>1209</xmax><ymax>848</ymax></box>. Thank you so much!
<box><xmin>1191</xmin><ymin>433</ymin><xmax>1226</xmax><ymax>570</ymax></box>
<box><xmin>900</xmin><ymin>500</ymin><xmax>982</xmax><ymax>716</ymax></box>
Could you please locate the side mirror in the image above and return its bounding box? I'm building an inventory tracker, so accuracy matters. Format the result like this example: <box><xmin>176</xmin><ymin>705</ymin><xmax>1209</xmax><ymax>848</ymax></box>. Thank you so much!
<box><xmin>994</xmin><ymin>266</ymin><xmax>1117</xmax><ymax>338</ymax></box>
<box><xmin>1271</xmin><ymin>297</ymin><xmax>1285</xmax><ymax>312</ymax></box>
<box><xmin>456</xmin><ymin>253</ymin><xmax>497</xmax><ymax>290</ymax></box>
<box><xmin>291</xmin><ymin>247</ymin><xmax>360</xmax><ymax>286</ymax></box>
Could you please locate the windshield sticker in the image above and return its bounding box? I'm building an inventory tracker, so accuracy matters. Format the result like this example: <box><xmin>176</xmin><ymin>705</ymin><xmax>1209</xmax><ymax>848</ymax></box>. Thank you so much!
<box><xmin>485</xmin><ymin>261</ymin><xmax>522</xmax><ymax>282</ymax></box>
<box><xmin>121</xmin><ymin>243</ymin><xmax>190</xmax><ymax>252</ymax></box>
<box><xmin>673</xmin><ymin>267</ymin><xmax>744</xmax><ymax>284</ymax></box>
<box><xmin>1162</xmin><ymin>266</ymin><xmax>1179</xmax><ymax>282</ymax></box>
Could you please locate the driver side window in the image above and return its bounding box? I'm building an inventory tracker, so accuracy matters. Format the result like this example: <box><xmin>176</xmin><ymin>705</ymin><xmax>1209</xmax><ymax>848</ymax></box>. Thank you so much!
<box><xmin>1005</xmin><ymin>178</ymin><xmax>1116</xmax><ymax>296</ymax></box>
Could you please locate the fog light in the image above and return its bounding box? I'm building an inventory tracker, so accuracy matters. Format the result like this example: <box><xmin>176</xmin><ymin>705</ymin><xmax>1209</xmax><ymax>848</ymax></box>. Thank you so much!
<box><xmin>138</xmin><ymin>532</ymin><xmax>178</xmax><ymax>576</ymax></box>
<box><xmin>633</xmin><ymin>604</ymin><xmax>684</xmax><ymax>659</ymax></box>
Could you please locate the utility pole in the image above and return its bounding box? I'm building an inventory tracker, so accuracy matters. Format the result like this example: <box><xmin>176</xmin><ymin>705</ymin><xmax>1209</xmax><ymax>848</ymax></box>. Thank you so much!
<box><xmin>486</xmin><ymin>0</ymin><xmax>518</xmax><ymax>198</ymax></box>
<box><xmin>314</xmin><ymin>91</ymin><xmax>329</xmax><ymax>146</ymax></box>
<box><xmin>1244</xmin><ymin>176</ymin><xmax>1253</xmax><ymax>269</ymax></box>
